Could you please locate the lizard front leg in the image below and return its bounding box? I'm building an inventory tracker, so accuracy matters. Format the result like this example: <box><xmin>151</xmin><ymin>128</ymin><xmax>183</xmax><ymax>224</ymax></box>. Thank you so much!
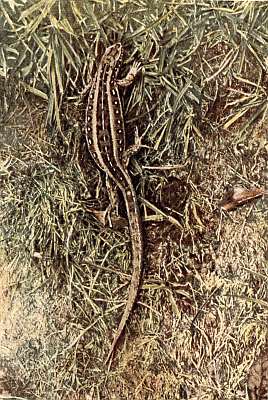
<box><xmin>116</xmin><ymin>61</ymin><xmax>141</xmax><ymax>87</ymax></box>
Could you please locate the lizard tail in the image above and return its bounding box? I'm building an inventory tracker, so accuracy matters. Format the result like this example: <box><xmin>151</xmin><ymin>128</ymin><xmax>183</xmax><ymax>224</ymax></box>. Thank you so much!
<box><xmin>105</xmin><ymin>185</ymin><xmax>142</xmax><ymax>364</ymax></box>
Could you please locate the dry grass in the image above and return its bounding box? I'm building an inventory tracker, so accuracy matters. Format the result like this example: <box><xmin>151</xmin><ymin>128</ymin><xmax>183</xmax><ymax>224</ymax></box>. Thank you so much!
<box><xmin>0</xmin><ymin>1</ymin><xmax>267</xmax><ymax>399</ymax></box>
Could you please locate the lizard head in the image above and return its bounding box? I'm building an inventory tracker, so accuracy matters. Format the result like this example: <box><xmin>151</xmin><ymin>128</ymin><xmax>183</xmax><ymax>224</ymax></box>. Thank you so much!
<box><xmin>102</xmin><ymin>43</ymin><xmax>122</xmax><ymax>67</ymax></box>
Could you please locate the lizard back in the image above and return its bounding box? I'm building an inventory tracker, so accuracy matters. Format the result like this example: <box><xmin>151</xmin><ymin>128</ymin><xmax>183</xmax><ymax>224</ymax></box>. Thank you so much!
<box><xmin>85</xmin><ymin>43</ymin><xmax>143</xmax><ymax>364</ymax></box>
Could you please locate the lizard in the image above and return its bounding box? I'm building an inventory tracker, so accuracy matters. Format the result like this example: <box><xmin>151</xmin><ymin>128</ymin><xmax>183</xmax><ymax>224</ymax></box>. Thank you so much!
<box><xmin>85</xmin><ymin>43</ymin><xmax>143</xmax><ymax>364</ymax></box>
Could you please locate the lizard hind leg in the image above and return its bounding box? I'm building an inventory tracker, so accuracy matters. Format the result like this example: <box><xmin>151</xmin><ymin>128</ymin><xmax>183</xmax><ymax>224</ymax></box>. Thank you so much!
<box><xmin>122</xmin><ymin>129</ymin><xmax>149</xmax><ymax>168</ymax></box>
<box><xmin>90</xmin><ymin>176</ymin><xmax>119</xmax><ymax>227</ymax></box>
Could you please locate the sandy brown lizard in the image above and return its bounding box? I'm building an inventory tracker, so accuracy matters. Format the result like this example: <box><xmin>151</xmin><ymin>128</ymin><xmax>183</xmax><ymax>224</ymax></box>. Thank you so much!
<box><xmin>85</xmin><ymin>43</ymin><xmax>142</xmax><ymax>364</ymax></box>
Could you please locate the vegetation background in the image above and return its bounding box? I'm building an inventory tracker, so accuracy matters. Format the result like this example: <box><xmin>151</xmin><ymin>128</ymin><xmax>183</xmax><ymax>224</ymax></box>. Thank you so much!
<box><xmin>0</xmin><ymin>0</ymin><xmax>267</xmax><ymax>399</ymax></box>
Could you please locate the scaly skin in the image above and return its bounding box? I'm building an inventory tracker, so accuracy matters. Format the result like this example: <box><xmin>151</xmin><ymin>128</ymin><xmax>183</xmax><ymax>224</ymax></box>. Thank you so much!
<box><xmin>85</xmin><ymin>43</ymin><xmax>143</xmax><ymax>364</ymax></box>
